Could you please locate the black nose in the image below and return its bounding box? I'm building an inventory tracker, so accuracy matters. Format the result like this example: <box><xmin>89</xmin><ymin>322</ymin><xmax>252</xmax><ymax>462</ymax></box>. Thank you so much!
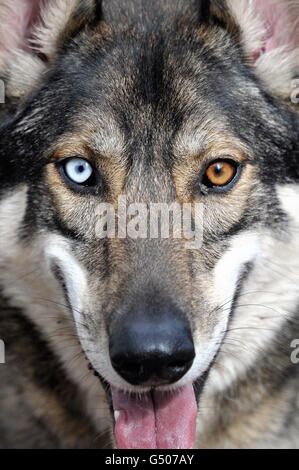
<box><xmin>109</xmin><ymin>309</ymin><xmax>195</xmax><ymax>386</ymax></box>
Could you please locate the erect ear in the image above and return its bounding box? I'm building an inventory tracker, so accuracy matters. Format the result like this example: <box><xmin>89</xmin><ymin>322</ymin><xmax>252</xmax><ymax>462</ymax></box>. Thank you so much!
<box><xmin>0</xmin><ymin>0</ymin><xmax>97</xmax><ymax>100</ymax></box>
<box><xmin>203</xmin><ymin>1</ymin><xmax>299</xmax><ymax>102</ymax></box>
<box><xmin>227</xmin><ymin>0</ymin><xmax>299</xmax><ymax>101</ymax></box>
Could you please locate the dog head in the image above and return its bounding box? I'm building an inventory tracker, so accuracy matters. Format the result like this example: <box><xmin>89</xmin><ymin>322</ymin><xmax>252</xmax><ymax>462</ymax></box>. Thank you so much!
<box><xmin>0</xmin><ymin>0</ymin><xmax>298</xmax><ymax>449</ymax></box>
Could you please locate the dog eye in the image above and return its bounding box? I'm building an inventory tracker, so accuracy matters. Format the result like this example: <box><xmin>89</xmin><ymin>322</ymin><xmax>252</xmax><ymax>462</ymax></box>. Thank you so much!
<box><xmin>203</xmin><ymin>159</ymin><xmax>238</xmax><ymax>189</ymax></box>
<box><xmin>63</xmin><ymin>157</ymin><xmax>94</xmax><ymax>185</ymax></box>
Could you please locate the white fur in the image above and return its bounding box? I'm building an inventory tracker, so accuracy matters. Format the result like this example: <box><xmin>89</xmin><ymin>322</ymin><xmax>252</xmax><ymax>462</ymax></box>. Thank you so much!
<box><xmin>256</xmin><ymin>47</ymin><xmax>299</xmax><ymax>99</ymax></box>
<box><xmin>3</xmin><ymin>50</ymin><xmax>46</xmax><ymax>99</ymax></box>
<box><xmin>31</xmin><ymin>0</ymin><xmax>79</xmax><ymax>59</ymax></box>
<box><xmin>228</xmin><ymin>0</ymin><xmax>299</xmax><ymax>99</ymax></box>
<box><xmin>207</xmin><ymin>185</ymin><xmax>299</xmax><ymax>392</ymax></box>
<box><xmin>0</xmin><ymin>189</ymin><xmax>109</xmax><ymax>437</ymax></box>
<box><xmin>0</xmin><ymin>0</ymin><xmax>79</xmax><ymax>98</ymax></box>
<box><xmin>0</xmin><ymin>185</ymin><xmax>28</xmax><ymax>259</ymax></box>
<box><xmin>45</xmin><ymin>235</ymin><xmax>88</xmax><ymax>321</ymax></box>
<box><xmin>228</xmin><ymin>0</ymin><xmax>266</xmax><ymax>55</ymax></box>
<box><xmin>213</xmin><ymin>231</ymin><xmax>260</xmax><ymax>312</ymax></box>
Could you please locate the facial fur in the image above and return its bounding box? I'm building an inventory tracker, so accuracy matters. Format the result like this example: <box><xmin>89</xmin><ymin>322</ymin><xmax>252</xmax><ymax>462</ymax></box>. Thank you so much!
<box><xmin>0</xmin><ymin>0</ymin><xmax>298</xmax><ymax>449</ymax></box>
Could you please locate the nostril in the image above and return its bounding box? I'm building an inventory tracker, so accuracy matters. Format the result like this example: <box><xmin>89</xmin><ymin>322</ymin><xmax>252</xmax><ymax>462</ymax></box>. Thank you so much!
<box><xmin>121</xmin><ymin>361</ymin><xmax>143</xmax><ymax>375</ymax></box>
<box><xmin>160</xmin><ymin>354</ymin><xmax>194</xmax><ymax>381</ymax></box>
<box><xmin>109</xmin><ymin>311</ymin><xmax>195</xmax><ymax>386</ymax></box>
<box><xmin>112</xmin><ymin>357</ymin><xmax>135</xmax><ymax>371</ymax></box>
<box><xmin>111</xmin><ymin>350</ymin><xmax>195</xmax><ymax>386</ymax></box>
<box><xmin>111</xmin><ymin>356</ymin><xmax>146</xmax><ymax>381</ymax></box>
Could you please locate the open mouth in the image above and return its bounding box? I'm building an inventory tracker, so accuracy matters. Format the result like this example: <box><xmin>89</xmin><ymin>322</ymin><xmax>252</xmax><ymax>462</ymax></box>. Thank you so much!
<box><xmin>111</xmin><ymin>384</ymin><xmax>197</xmax><ymax>449</ymax></box>
<box><xmin>94</xmin><ymin>366</ymin><xmax>208</xmax><ymax>450</ymax></box>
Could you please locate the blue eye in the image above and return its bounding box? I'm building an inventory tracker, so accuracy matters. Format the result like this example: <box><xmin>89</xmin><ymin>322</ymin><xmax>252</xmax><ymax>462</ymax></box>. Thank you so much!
<box><xmin>64</xmin><ymin>158</ymin><xmax>93</xmax><ymax>184</ymax></box>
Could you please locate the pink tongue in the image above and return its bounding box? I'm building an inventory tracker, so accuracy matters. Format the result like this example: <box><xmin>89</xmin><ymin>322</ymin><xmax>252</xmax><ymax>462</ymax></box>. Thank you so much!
<box><xmin>111</xmin><ymin>384</ymin><xmax>197</xmax><ymax>449</ymax></box>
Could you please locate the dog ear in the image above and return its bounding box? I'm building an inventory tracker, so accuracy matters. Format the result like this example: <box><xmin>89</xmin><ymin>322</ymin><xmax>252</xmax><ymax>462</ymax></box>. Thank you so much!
<box><xmin>201</xmin><ymin>1</ymin><xmax>298</xmax><ymax>102</ymax></box>
<box><xmin>0</xmin><ymin>0</ymin><xmax>97</xmax><ymax>100</ymax></box>
<box><xmin>227</xmin><ymin>0</ymin><xmax>299</xmax><ymax>101</ymax></box>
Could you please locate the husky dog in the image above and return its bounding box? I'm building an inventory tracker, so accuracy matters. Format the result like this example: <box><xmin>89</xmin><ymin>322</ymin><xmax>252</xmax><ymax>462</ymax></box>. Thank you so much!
<box><xmin>0</xmin><ymin>0</ymin><xmax>298</xmax><ymax>449</ymax></box>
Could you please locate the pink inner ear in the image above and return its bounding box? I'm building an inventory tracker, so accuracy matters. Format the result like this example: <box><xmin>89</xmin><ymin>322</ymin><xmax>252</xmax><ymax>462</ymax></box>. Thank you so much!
<box><xmin>254</xmin><ymin>0</ymin><xmax>296</xmax><ymax>53</ymax></box>
<box><xmin>0</xmin><ymin>0</ymin><xmax>41</xmax><ymax>53</ymax></box>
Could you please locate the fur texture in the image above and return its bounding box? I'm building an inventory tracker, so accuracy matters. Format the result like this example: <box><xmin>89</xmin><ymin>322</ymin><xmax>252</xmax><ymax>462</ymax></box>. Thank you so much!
<box><xmin>0</xmin><ymin>0</ymin><xmax>298</xmax><ymax>449</ymax></box>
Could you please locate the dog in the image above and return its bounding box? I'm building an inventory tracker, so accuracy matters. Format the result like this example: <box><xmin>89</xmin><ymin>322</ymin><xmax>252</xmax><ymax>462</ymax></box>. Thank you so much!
<box><xmin>0</xmin><ymin>0</ymin><xmax>298</xmax><ymax>449</ymax></box>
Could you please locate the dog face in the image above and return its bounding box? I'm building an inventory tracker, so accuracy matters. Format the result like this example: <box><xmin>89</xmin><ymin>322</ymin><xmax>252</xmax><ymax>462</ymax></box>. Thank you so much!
<box><xmin>0</xmin><ymin>0</ymin><xmax>298</xmax><ymax>449</ymax></box>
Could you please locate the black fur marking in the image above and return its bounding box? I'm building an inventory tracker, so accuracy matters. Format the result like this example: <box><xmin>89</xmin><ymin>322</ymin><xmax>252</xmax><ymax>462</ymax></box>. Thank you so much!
<box><xmin>50</xmin><ymin>263</ymin><xmax>73</xmax><ymax>317</ymax></box>
<box><xmin>198</xmin><ymin>0</ymin><xmax>211</xmax><ymax>23</ymax></box>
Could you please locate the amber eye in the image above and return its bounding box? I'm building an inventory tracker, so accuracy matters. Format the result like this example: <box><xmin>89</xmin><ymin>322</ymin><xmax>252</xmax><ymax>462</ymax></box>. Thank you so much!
<box><xmin>204</xmin><ymin>159</ymin><xmax>238</xmax><ymax>188</ymax></box>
